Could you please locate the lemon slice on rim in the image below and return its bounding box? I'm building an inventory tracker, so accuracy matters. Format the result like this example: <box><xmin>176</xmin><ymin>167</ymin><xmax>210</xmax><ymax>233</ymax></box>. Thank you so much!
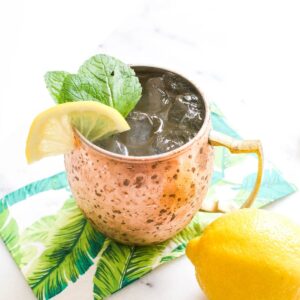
<box><xmin>26</xmin><ymin>101</ymin><xmax>130</xmax><ymax>163</ymax></box>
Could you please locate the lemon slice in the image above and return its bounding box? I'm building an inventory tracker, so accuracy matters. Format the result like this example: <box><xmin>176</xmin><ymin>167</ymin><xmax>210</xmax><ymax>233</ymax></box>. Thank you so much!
<box><xmin>26</xmin><ymin>101</ymin><xmax>130</xmax><ymax>163</ymax></box>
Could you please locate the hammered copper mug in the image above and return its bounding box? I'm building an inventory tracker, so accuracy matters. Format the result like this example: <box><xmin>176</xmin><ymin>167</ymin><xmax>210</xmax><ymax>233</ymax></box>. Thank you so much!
<box><xmin>64</xmin><ymin>66</ymin><xmax>263</xmax><ymax>245</ymax></box>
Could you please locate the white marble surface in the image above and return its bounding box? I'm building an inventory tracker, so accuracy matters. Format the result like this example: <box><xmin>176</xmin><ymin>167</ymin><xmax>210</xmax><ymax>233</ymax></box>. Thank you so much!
<box><xmin>0</xmin><ymin>0</ymin><xmax>299</xmax><ymax>299</ymax></box>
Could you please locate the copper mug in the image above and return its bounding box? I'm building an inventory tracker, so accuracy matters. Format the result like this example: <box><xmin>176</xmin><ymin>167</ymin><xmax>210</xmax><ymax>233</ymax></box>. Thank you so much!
<box><xmin>64</xmin><ymin>66</ymin><xmax>263</xmax><ymax>245</ymax></box>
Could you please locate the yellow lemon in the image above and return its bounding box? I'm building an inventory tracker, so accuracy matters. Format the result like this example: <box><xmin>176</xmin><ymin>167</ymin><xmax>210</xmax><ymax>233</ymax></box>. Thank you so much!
<box><xmin>26</xmin><ymin>101</ymin><xmax>129</xmax><ymax>163</ymax></box>
<box><xmin>186</xmin><ymin>208</ymin><xmax>300</xmax><ymax>300</ymax></box>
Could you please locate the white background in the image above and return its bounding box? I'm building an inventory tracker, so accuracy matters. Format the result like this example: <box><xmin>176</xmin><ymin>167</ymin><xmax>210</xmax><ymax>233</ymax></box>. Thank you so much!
<box><xmin>0</xmin><ymin>0</ymin><xmax>299</xmax><ymax>299</ymax></box>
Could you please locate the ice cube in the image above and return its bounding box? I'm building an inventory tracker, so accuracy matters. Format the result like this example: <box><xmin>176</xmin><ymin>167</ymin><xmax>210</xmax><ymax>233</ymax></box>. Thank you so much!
<box><xmin>168</xmin><ymin>96</ymin><xmax>190</xmax><ymax>123</ymax></box>
<box><xmin>176</xmin><ymin>93</ymin><xmax>200</xmax><ymax>109</ymax></box>
<box><xmin>152</xmin><ymin>129</ymin><xmax>190</xmax><ymax>154</ymax></box>
<box><xmin>168</xmin><ymin>93</ymin><xmax>203</xmax><ymax>132</ymax></box>
<box><xmin>137</xmin><ymin>77</ymin><xmax>170</xmax><ymax>113</ymax></box>
<box><xmin>151</xmin><ymin>115</ymin><xmax>164</xmax><ymax>134</ymax></box>
<box><xmin>96</xmin><ymin>136</ymin><xmax>128</xmax><ymax>156</ymax></box>
<box><xmin>163</xmin><ymin>72</ymin><xmax>193</xmax><ymax>94</ymax></box>
<box><xmin>181</xmin><ymin>111</ymin><xmax>203</xmax><ymax>132</ymax></box>
<box><xmin>122</xmin><ymin>111</ymin><xmax>154</xmax><ymax>146</ymax></box>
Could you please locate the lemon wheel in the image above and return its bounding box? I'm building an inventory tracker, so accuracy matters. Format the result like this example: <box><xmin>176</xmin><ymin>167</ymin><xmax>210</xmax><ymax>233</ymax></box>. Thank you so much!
<box><xmin>26</xmin><ymin>101</ymin><xmax>129</xmax><ymax>163</ymax></box>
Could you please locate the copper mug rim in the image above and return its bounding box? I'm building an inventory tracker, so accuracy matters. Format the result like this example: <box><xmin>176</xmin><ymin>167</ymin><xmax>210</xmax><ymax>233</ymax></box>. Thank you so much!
<box><xmin>75</xmin><ymin>65</ymin><xmax>210</xmax><ymax>163</ymax></box>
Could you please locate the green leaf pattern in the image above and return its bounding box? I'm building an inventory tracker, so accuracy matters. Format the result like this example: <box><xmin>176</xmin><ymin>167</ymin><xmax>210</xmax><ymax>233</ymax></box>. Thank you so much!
<box><xmin>26</xmin><ymin>198</ymin><xmax>106</xmax><ymax>299</ymax></box>
<box><xmin>0</xmin><ymin>209</ymin><xmax>21</xmax><ymax>264</ymax></box>
<box><xmin>21</xmin><ymin>215</ymin><xmax>56</xmax><ymax>244</ymax></box>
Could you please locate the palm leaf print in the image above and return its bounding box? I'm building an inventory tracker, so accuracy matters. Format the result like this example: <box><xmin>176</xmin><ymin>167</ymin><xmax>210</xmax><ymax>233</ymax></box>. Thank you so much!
<box><xmin>19</xmin><ymin>215</ymin><xmax>57</xmax><ymax>268</ymax></box>
<box><xmin>21</xmin><ymin>215</ymin><xmax>57</xmax><ymax>244</ymax></box>
<box><xmin>93</xmin><ymin>240</ymin><xmax>168</xmax><ymax>299</ymax></box>
<box><xmin>26</xmin><ymin>199</ymin><xmax>105</xmax><ymax>299</ymax></box>
<box><xmin>0</xmin><ymin>209</ymin><xmax>21</xmax><ymax>264</ymax></box>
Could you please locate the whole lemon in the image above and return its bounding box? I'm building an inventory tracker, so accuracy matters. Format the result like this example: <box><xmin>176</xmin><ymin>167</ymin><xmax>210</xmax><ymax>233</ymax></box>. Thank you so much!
<box><xmin>186</xmin><ymin>209</ymin><xmax>300</xmax><ymax>300</ymax></box>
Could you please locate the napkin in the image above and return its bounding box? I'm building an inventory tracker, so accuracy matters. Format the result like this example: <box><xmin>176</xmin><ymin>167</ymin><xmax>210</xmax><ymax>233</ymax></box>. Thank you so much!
<box><xmin>0</xmin><ymin>104</ymin><xmax>296</xmax><ymax>300</ymax></box>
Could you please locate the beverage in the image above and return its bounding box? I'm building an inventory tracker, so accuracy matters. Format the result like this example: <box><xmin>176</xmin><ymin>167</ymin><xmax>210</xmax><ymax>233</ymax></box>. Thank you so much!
<box><xmin>96</xmin><ymin>68</ymin><xmax>206</xmax><ymax>156</ymax></box>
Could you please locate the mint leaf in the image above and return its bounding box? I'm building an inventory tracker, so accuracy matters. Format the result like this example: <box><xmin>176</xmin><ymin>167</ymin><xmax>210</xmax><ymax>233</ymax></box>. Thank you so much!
<box><xmin>61</xmin><ymin>74</ymin><xmax>106</xmax><ymax>103</ymax></box>
<box><xmin>45</xmin><ymin>54</ymin><xmax>142</xmax><ymax>117</ymax></box>
<box><xmin>44</xmin><ymin>71</ymin><xmax>70</xmax><ymax>104</ymax></box>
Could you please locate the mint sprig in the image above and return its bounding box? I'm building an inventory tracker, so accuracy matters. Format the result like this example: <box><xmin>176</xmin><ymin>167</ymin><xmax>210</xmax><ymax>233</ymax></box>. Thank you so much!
<box><xmin>45</xmin><ymin>54</ymin><xmax>142</xmax><ymax>117</ymax></box>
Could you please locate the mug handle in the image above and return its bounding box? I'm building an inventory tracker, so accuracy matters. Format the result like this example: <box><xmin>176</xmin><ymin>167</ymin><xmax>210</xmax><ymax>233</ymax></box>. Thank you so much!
<box><xmin>200</xmin><ymin>130</ymin><xmax>263</xmax><ymax>213</ymax></box>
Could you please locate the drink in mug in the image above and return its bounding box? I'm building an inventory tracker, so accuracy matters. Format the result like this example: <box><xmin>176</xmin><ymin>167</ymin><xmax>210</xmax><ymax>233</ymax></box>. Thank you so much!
<box><xmin>96</xmin><ymin>68</ymin><xmax>206</xmax><ymax>156</ymax></box>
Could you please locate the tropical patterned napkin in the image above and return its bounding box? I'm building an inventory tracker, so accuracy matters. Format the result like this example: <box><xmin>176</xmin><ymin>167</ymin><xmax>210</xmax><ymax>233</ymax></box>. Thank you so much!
<box><xmin>0</xmin><ymin>104</ymin><xmax>296</xmax><ymax>300</ymax></box>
